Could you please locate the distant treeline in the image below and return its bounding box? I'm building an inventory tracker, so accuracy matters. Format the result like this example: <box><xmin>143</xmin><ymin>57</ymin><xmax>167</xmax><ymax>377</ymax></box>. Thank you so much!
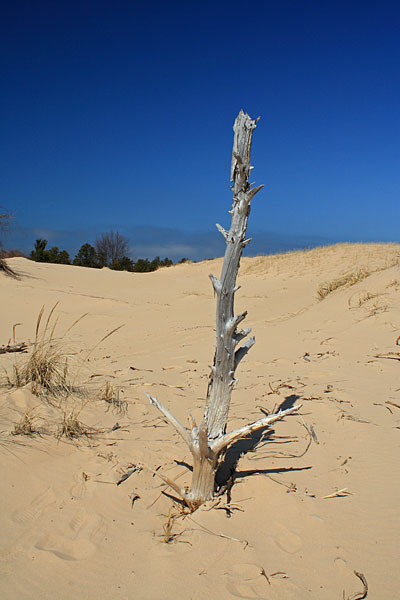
<box><xmin>11</xmin><ymin>231</ymin><xmax>189</xmax><ymax>273</ymax></box>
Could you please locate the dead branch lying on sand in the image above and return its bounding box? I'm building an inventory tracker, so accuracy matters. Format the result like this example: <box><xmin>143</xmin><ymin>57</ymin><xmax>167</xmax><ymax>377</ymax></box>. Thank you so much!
<box><xmin>344</xmin><ymin>571</ymin><xmax>368</xmax><ymax>600</ymax></box>
<box><xmin>374</xmin><ymin>352</ymin><xmax>400</xmax><ymax>361</ymax></box>
<box><xmin>0</xmin><ymin>342</ymin><xmax>28</xmax><ymax>354</ymax></box>
<box><xmin>386</xmin><ymin>400</ymin><xmax>400</xmax><ymax>410</ymax></box>
<box><xmin>323</xmin><ymin>488</ymin><xmax>352</xmax><ymax>499</ymax></box>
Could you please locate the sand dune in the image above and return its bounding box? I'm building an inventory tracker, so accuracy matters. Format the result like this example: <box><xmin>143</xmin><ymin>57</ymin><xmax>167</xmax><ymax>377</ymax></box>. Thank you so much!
<box><xmin>1</xmin><ymin>243</ymin><xmax>399</xmax><ymax>599</ymax></box>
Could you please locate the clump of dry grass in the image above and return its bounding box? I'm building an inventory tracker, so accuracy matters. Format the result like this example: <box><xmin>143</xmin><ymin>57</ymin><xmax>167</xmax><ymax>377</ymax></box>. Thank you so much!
<box><xmin>367</xmin><ymin>299</ymin><xmax>388</xmax><ymax>317</ymax></box>
<box><xmin>3</xmin><ymin>304</ymin><xmax>86</xmax><ymax>402</ymax></box>
<box><xmin>348</xmin><ymin>290</ymin><xmax>378</xmax><ymax>309</ymax></box>
<box><xmin>100</xmin><ymin>381</ymin><xmax>127</xmax><ymax>415</ymax></box>
<box><xmin>386</xmin><ymin>279</ymin><xmax>399</xmax><ymax>289</ymax></box>
<box><xmin>12</xmin><ymin>409</ymin><xmax>41</xmax><ymax>437</ymax></box>
<box><xmin>3</xmin><ymin>305</ymin><xmax>124</xmax><ymax>445</ymax></box>
<box><xmin>56</xmin><ymin>409</ymin><xmax>96</xmax><ymax>441</ymax></box>
<box><xmin>0</xmin><ymin>255</ymin><xmax>19</xmax><ymax>279</ymax></box>
<box><xmin>317</xmin><ymin>268</ymin><xmax>370</xmax><ymax>300</ymax></box>
<box><xmin>162</xmin><ymin>506</ymin><xmax>186</xmax><ymax>543</ymax></box>
<box><xmin>355</xmin><ymin>291</ymin><xmax>377</xmax><ymax>307</ymax></box>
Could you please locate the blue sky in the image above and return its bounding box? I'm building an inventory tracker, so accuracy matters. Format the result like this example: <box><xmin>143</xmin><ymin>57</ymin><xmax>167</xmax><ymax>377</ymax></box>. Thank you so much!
<box><xmin>1</xmin><ymin>0</ymin><xmax>399</xmax><ymax>261</ymax></box>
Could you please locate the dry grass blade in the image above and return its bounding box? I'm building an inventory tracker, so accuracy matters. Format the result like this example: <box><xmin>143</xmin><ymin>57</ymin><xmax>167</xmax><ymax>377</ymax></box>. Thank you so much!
<box><xmin>12</xmin><ymin>323</ymin><xmax>22</xmax><ymax>344</ymax></box>
<box><xmin>35</xmin><ymin>305</ymin><xmax>45</xmax><ymax>342</ymax></box>
<box><xmin>163</xmin><ymin>506</ymin><xmax>179</xmax><ymax>543</ymax></box>
<box><xmin>323</xmin><ymin>488</ymin><xmax>352</xmax><ymax>499</ymax></box>
<box><xmin>83</xmin><ymin>325</ymin><xmax>125</xmax><ymax>362</ymax></box>
<box><xmin>62</xmin><ymin>313</ymin><xmax>88</xmax><ymax>337</ymax></box>
<box><xmin>43</xmin><ymin>301</ymin><xmax>59</xmax><ymax>339</ymax></box>
<box><xmin>186</xmin><ymin>515</ymin><xmax>249</xmax><ymax>546</ymax></box>
<box><xmin>74</xmin><ymin>325</ymin><xmax>124</xmax><ymax>383</ymax></box>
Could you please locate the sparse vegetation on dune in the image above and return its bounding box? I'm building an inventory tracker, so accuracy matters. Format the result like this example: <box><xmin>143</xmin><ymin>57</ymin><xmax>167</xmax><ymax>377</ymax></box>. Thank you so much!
<box><xmin>11</xmin><ymin>409</ymin><xmax>42</xmax><ymax>437</ymax></box>
<box><xmin>240</xmin><ymin>242</ymin><xmax>400</xmax><ymax>278</ymax></box>
<box><xmin>1</xmin><ymin>233</ymin><xmax>399</xmax><ymax>597</ymax></box>
<box><xmin>100</xmin><ymin>381</ymin><xmax>127</xmax><ymax>415</ymax></box>
<box><xmin>56</xmin><ymin>408</ymin><xmax>97</xmax><ymax>442</ymax></box>
<box><xmin>0</xmin><ymin>256</ymin><xmax>19</xmax><ymax>279</ymax></box>
<box><xmin>316</xmin><ymin>246</ymin><xmax>399</xmax><ymax>300</ymax></box>
<box><xmin>317</xmin><ymin>268</ymin><xmax>371</xmax><ymax>300</ymax></box>
<box><xmin>1</xmin><ymin>304</ymin><xmax>126</xmax><ymax>445</ymax></box>
<box><xmin>3</xmin><ymin>304</ymin><xmax>86</xmax><ymax>402</ymax></box>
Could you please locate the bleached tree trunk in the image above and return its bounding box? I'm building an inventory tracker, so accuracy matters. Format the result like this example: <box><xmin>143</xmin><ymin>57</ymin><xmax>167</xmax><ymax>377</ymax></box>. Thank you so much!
<box><xmin>147</xmin><ymin>111</ymin><xmax>300</xmax><ymax>510</ymax></box>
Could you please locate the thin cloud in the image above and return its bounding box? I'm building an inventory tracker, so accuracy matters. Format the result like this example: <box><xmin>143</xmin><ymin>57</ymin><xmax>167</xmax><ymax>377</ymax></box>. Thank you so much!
<box><xmin>4</xmin><ymin>223</ymin><xmax>333</xmax><ymax>262</ymax></box>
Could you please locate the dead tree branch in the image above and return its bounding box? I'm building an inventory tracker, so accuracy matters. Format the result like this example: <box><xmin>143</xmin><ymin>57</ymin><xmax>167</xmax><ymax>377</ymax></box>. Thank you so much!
<box><xmin>147</xmin><ymin>111</ymin><xmax>301</xmax><ymax>508</ymax></box>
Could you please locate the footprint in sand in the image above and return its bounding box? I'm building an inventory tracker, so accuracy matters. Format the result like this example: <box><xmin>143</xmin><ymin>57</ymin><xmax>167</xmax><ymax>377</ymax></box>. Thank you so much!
<box><xmin>274</xmin><ymin>524</ymin><xmax>302</xmax><ymax>554</ymax></box>
<box><xmin>225</xmin><ymin>563</ymin><xmax>299</xmax><ymax>599</ymax></box>
<box><xmin>225</xmin><ymin>563</ymin><xmax>268</xmax><ymax>599</ymax></box>
<box><xmin>12</xmin><ymin>487</ymin><xmax>56</xmax><ymax>524</ymax></box>
<box><xmin>70</xmin><ymin>471</ymin><xmax>96</xmax><ymax>499</ymax></box>
<box><xmin>334</xmin><ymin>557</ymin><xmax>347</xmax><ymax>570</ymax></box>
<box><xmin>34</xmin><ymin>509</ymin><xmax>107</xmax><ymax>561</ymax></box>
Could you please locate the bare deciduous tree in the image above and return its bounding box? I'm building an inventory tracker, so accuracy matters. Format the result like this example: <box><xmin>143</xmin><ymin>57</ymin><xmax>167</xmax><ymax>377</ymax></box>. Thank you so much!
<box><xmin>95</xmin><ymin>230</ymin><xmax>130</xmax><ymax>267</ymax></box>
<box><xmin>147</xmin><ymin>111</ymin><xmax>301</xmax><ymax>510</ymax></box>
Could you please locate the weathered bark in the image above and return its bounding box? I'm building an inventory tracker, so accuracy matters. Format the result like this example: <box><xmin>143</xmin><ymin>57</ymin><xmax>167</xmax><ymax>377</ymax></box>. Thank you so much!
<box><xmin>147</xmin><ymin>111</ymin><xmax>301</xmax><ymax>509</ymax></box>
<box><xmin>204</xmin><ymin>111</ymin><xmax>262</xmax><ymax>441</ymax></box>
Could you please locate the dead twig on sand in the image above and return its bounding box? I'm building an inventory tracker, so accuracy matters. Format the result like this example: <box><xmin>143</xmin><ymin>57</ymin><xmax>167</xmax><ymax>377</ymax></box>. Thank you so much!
<box><xmin>374</xmin><ymin>352</ymin><xmax>400</xmax><ymax>362</ymax></box>
<box><xmin>186</xmin><ymin>515</ymin><xmax>249</xmax><ymax>547</ymax></box>
<box><xmin>162</xmin><ymin>505</ymin><xmax>187</xmax><ymax>543</ymax></box>
<box><xmin>260</xmin><ymin>568</ymin><xmax>271</xmax><ymax>584</ymax></box>
<box><xmin>323</xmin><ymin>488</ymin><xmax>352</xmax><ymax>499</ymax></box>
<box><xmin>116</xmin><ymin>464</ymin><xmax>142</xmax><ymax>486</ymax></box>
<box><xmin>128</xmin><ymin>492</ymin><xmax>140</xmax><ymax>508</ymax></box>
<box><xmin>268</xmin><ymin>380</ymin><xmax>296</xmax><ymax>394</ymax></box>
<box><xmin>0</xmin><ymin>343</ymin><xmax>28</xmax><ymax>354</ymax></box>
<box><xmin>386</xmin><ymin>400</ymin><xmax>400</xmax><ymax>409</ymax></box>
<box><xmin>265</xmin><ymin>474</ymin><xmax>297</xmax><ymax>491</ymax></box>
<box><xmin>344</xmin><ymin>570</ymin><xmax>368</xmax><ymax>600</ymax></box>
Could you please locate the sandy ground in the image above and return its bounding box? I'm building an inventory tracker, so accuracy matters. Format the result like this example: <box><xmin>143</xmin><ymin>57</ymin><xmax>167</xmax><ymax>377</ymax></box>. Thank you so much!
<box><xmin>0</xmin><ymin>243</ymin><xmax>399</xmax><ymax>600</ymax></box>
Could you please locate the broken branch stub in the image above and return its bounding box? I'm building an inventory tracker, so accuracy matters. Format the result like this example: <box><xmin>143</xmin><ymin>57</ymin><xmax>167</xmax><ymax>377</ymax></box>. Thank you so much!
<box><xmin>147</xmin><ymin>111</ymin><xmax>300</xmax><ymax>509</ymax></box>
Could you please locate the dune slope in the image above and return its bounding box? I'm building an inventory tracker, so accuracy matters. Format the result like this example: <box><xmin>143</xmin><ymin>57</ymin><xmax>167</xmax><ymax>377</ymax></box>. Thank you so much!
<box><xmin>0</xmin><ymin>243</ymin><xmax>399</xmax><ymax>599</ymax></box>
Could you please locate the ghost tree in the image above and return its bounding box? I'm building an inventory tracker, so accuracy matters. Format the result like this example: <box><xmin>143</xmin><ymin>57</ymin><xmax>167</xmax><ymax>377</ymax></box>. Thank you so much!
<box><xmin>147</xmin><ymin>111</ymin><xmax>300</xmax><ymax>510</ymax></box>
